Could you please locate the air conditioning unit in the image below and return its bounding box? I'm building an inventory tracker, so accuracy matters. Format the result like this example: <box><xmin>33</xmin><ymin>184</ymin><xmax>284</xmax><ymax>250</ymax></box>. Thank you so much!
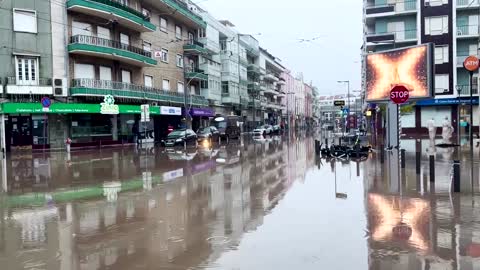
<box><xmin>53</xmin><ymin>78</ymin><xmax>68</xmax><ymax>97</ymax></box>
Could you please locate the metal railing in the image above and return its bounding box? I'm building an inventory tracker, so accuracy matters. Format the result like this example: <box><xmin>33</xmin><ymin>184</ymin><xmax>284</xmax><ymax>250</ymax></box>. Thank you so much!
<box><xmin>71</xmin><ymin>78</ymin><xmax>207</xmax><ymax>103</ymax></box>
<box><xmin>366</xmin><ymin>0</ymin><xmax>416</xmax><ymax>11</ymax></box>
<box><xmin>457</xmin><ymin>0</ymin><xmax>479</xmax><ymax>6</ymax></box>
<box><xmin>457</xmin><ymin>84</ymin><xmax>479</xmax><ymax>96</ymax></box>
<box><xmin>7</xmin><ymin>77</ymin><xmax>52</xmax><ymax>86</ymax></box>
<box><xmin>186</xmin><ymin>39</ymin><xmax>205</xmax><ymax>47</ymax></box>
<box><xmin>457</xmin><ymin>25</ymin><xmax>479</xmax><ymax>36</ymax></box>
<box><xmin>70</xmin><ymin>35</ymin><xmax>152</xmax><ymax>58</ymax></box>
<box><xmin>88</xmin><ymin>0</ymin><xmax>150</xmax><ymax>21</ymax></box>
<box><xmin>185</xmin><ymin>66</ymin><xmax>205</xmax><ymax>74</ymax></box>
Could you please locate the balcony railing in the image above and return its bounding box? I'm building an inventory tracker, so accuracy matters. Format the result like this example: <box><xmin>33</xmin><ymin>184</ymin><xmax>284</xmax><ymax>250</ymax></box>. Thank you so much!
<box><xmin>7</xmin><ymin>77</ymin><xmax>52</xmax><ymax>86</ymax></box>
<box><xmin>366</xmin><ymin>29</ymin><xmax>417</xmax><ymax>42</ymax></box>
<box><xmin>71</xmin><ymin>78</ymin><xmax>208</xmax><ymax>105</ymax></box>
<box><xmin>70</xmin><ymin>35</ymin><xmax>152</xmax><ymax>58</ymax></box>
<box><xmin>457</xmin><ymin>84</ymin><xmax>479</xmax><ymax>96</ymax></box>
<box><xmin>457</xmin><ymin>0</ymin><xmax>479</xmax><ymax>7</ymax></box>
<box><xmin>457</xmin><ymin>25</ymin><xmax>479</xmax><ymax>37</ymax></box>
<box><xmin>88</xmin><ymin>0</ymin><xmax>149</xmax><ymax>21</ymax></box>
<box><xmin>366</xmin><ymin>0</ymin><xmax>416</xmax><ymax>13</ymax></box>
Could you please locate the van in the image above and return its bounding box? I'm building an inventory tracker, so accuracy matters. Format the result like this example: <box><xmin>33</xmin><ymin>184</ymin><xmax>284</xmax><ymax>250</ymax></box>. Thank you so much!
<box><xmin>213</xmin><ymin>115</ymin><xmax>241</xmax><ymax>140</ymax></box>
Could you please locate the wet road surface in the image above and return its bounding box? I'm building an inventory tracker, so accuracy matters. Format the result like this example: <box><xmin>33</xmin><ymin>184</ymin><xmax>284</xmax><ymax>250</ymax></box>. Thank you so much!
<box><xmin>1</xmin><ymin>134</ymin><xmax>480</xmax><ymax>269</ymax></box>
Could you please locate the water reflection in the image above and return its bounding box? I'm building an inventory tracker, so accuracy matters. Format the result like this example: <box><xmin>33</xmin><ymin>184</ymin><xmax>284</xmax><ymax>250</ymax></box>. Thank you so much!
<box><xmin>0</xmin><ymin>135</ymin><xmax>314</xmax><ymax>270</ymax></box>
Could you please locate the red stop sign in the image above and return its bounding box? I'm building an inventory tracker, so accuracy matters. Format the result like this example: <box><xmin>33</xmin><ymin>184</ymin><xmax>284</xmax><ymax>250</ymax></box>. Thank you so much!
<box><xmin>390</xmin><ymin>85</ymin><xmax>410</xmax><ymax>104</ymax></box>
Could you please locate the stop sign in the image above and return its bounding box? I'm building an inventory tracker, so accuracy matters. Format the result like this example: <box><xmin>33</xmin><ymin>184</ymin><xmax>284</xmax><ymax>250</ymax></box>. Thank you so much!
<box><xmin>390</xmin><ymin>85</ymin><xmax>410</xmax><ymax>104</ymax></box>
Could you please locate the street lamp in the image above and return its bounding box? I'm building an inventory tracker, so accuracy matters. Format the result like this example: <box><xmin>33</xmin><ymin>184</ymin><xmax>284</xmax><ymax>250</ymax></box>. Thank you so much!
<box><xmin>337</xmin><ymin>80</ymin><xmax>350</xmax><ymax>134</ymax></box>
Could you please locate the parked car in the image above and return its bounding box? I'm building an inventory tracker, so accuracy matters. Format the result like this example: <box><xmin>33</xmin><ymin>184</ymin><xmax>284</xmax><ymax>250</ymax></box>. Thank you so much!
<box><xmin>253</xmin><ymin>126</ymin><xmax>267</xmax><ymax>136</ymax></box>
<box><xmin>213</xmin><ymin>115</ymin><xmax>241</xmax><ymax>140</ymax></box>
<box><xmin>161</xmin><ymin>129</ymin><xmax>197</xmax><ymax>147</ymax></box>
<box><xmin>197</xmin><ymin>126</ymin><xmax>220</xmax><ymax>143</ymax></box>
<box><xmin>272</xmin><ymin>125</ymin><xmax>281</xmax><ymax>133</ymax></box>
<box><xmin>263</xmin><ymin>125</ymin><xmax>274</xmax><ymax>135</ymax></box>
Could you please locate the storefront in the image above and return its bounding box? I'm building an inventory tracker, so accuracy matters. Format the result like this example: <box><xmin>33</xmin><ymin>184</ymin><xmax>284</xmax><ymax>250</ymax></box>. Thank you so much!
<box><xmin>153</xmin><ymin>106</ymin><xmax>183</xmax><ymax>141</ymax></box>
<box><xmin>190</xmin><ymin>108</ymin><xmax>215</xmax><ymax>131</ymax></box>
<box><xmin>0</xmin><ymin>101</ymin><xmax>183</xmax><ymax>151</ymax></box>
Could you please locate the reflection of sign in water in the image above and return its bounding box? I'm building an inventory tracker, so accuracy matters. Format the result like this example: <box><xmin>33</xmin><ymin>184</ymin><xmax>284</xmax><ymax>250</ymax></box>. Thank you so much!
<box><xmin>100</xmin><ymin>95</ymin><xmax>119</xmax><ymax>115</ymax></box>
<box><xmin>368</xmin><ymin>193</ymin><xmax>430</xmax><ymax>253</ymax></box>
<box><xmin>160</xmin><ymin>106</ymin><xmax>182</xmax><ymax>116</ymax></box>
<box><xmin>143</xmin><ymin>171</ymin><xmax>152</xmax><ymax>191</ymax></box>
<box><xmin>163</xmin><ymin>168</ymin><xmax>184</xmax><ymax>182</ymax></box>
<box><xmin>103</xmin><ymin>182</ymin><xmax>121</xmax><ymax>202</ymax></box>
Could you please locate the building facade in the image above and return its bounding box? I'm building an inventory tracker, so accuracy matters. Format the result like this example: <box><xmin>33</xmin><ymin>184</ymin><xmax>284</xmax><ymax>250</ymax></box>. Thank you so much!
<box><xmin>0</xmin><ymin>0</ymin><xmax>316</xmax><ymax>152</ymax></box>
<box><xmin>363</xmin><ymin>0</ymin><xmax>479</xmax><ymax>135</ymax></box>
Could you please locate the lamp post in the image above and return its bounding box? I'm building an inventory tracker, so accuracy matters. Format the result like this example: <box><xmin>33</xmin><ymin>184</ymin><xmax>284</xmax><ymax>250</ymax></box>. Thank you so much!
<box><xmin>338</xmin><ymin>80</ymin><xmax>350</xmax><ymax>134</ymax></box>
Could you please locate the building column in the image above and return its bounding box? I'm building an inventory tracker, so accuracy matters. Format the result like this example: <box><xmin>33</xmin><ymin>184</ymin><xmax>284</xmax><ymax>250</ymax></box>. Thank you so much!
<box><xmin>111</xmin><ymin>115</ymin><xmax>118</xmax><ymax>141</ymax></box>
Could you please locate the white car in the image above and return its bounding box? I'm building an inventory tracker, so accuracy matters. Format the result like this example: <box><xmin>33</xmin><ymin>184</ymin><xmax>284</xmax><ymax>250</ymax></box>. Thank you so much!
<box><xmin>253</xmin><ymin>126</ymin><xmax>267</xmax><ymax>136</ymax></box>
<box><xmin>263</xmin><ymin>125</ymin><xmax>274</xmax><ymax>134</ymax></box>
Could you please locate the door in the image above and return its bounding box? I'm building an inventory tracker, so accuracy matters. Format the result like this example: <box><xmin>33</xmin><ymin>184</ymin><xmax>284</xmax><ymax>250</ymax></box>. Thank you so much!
<box><xmin>388</xmin><ymin>21</ymin><xmax>405</xmax><ymax>41</ymax></box>
<box><xmin>16</xmin><ymin>57</ymin><xmax>38</xmax><ymax>85</ymax></box>
<box><xmin>97</xmin><ymin>26</ymin><xmax>111</xmax><ymax>47</ymax></box>
<box><xmin>10</xmin><ymin>116</ymin><xmax>33</xmax><ymax>147</ymax></box>
<box><xmin>395</xmin><ymin>0</ymin><xmax>404</xmax><ymax>12</ymax></box>
<box><xmin>188</xmin><ymin>32</ymin><xmax>194</xmax><ymax>44</ymax></box>
<box><xmin>469</xmin><ymin>15</ymin><xmax>479</xmax><ymax>35</ymax></box>
<box><xmin>121</xmin><ymin>70</ymin><xmax>131</xmax><ymax>86</ymax></box>
<box><xmin>74</xmin><ymin>63</ymin><xmax>95</xmax><ymax>87</ymax></box>
<box><xmin>99</xmin><ymin>66</ymin><xmax>112</xmax><ymax>88</ymax></box>
<box><xmin>120</xmin><ymin>33</ymin><xmax>129</xmax><ymax>45</ymax></box>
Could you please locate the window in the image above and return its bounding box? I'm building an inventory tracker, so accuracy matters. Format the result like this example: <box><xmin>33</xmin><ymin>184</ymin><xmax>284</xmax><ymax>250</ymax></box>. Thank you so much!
<box><xmin>176</xmin><ymin>54</ymin><xmax>183</xmax><ymax>68</ymax></box>
<box><xmin>160</xmin><ymin>17</ymin><xmax>167</xmax><ymax>32</ymax></box>
<box><xmin>434</xmin><ymin>45</ymin><xmax>449</xmax><ymax>64</ymax></box>
<box><xmin>74</xmin><ymin>63</ymin><xmax>94</xmax><ymax>79</ymax></box>
<box><xmin>190</xmin><ymin>85</ymin><xmax>196</xmax><ymax>95</ymax></box>
<box><xmin>120</xmin><ymin>33</ymin><xmax>130</xmax><ymax>45</ymax></box>
<box><xmin>177</xmin><ymin>82</ymin><xmax>184</xmax><ymax>93</ymax></box>
<box><xmin>99</xmin><ymin>66</ymin><xmax>112</xmax><ymax>81</ymax></box>
<box><xmin>387</xmin><ymin>21</ymin><xmax>405</xmax><ymax>40</ymax></box>
<box><xmin>121</xmin><ymin>70</ymin><xmax>131</xmax><ymax>83</ymax></box>
<box><xmin>16</xmin><ymin>56</ymin><xmax>38</xmax><ymax>85</ymax></box>
<box><xmin>142</xmin><ymin>8</ymin><xmax>150</xmax><ymax>18</ymax></box>
<box><xmin>162</xmin><ymin>79</ymin><xmax>170</xmax><ymax>91</ymax></box>
<box><xmin>97</xmin><ymin>26</ymin><xmax>111</xmax><ymax>40</ymax></box>
<box><xmin>425</xmin><ymin>0</ymin><xmax>448</xmax><ymax>6</ymax></box>
<box><xmin>161</xmin><ymin>48</ymin><xmax>169</xmax><ymax>63</ymax></box>
<box><xmin>435</xmin><ymin>74</ymin><xmax>449</xmax><ymax>93</ymax></box>
<box><xmin>13</xmin><ymin>9</ymin><xmax>37</xmax><ymax>33</ymax></box>
<box><xmin>425</xmin><ymin>16</ymin><xmax>448</xmax><ymax>35</ymax></box>
<box><xmin>72</xmin><ymin>21</ymin><xmax>92</xmax><ymax>36</ymax></box>
<box><xmin>144</xmin><ymin>75</ymin><xmax>153</xmax><ymax>87</ymax></box>
<box><xmin>143</xmin><ymin>41</ymin><xmax>151</xmax><ymax>52</ymax></box>
<box><xmin>175</xmin><ymin>25</ymin><xmax>182</xmax><ymax>40</ymax></box>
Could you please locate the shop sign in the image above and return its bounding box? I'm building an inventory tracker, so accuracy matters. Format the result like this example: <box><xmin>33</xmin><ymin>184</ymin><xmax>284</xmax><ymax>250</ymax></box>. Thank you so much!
<box><xmin>190</xmin><ymin>108</ymin><xmax>215</xmax><ymax>117</ymax></box>
<box><xmin>160</xmin><ymin>106</ymin><xmax>182</xmax><ymax>116</ymax></box>
<box><xmin>1</xmin><ymin>103</ymin><xmax>164</xmax><ymax>115</ymax></box>
<box><xmin>100</xmin><ymin>95</ymin><xmax>119</xmax><ymax>115</ymax></box>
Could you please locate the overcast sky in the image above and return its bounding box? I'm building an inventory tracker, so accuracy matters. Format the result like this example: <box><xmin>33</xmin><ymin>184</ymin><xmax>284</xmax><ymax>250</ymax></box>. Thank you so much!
<box><xmin>198</xmin><ymin>0</ymin><xmax>363</xmax><ymax>96</ymax></box>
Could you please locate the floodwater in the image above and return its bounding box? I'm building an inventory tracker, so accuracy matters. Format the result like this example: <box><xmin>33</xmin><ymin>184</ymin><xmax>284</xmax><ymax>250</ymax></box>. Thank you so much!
<box><xmin>1</xmin><ymin>134</ymin><xmax>480</xmax><ymax>269</ymax></box>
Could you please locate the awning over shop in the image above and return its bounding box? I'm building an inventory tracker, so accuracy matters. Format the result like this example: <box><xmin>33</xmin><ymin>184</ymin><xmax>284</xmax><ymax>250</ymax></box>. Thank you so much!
<box><xmin>0</xmin><ymin>102</ymin><xmax>183</xmax><ymax>115</ymax></box>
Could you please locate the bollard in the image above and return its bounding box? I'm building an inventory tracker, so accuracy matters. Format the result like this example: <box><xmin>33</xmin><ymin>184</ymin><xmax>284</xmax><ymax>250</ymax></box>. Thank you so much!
<box><xmin>453</xmin><ymin>160</ymin><xmax>461</xmax><ymax>193</ymax></box>
<box><xmin>315</xmin><ymin>140</ymin><xmax>320</xmax><ymax>155</ymax></box>
<box><xmin>415</xmin><ymin>152</ymin><xmax>421</xmax><ymax>175</ymax></box>
<box><xmin>429</xmin><ymin>155</ymin><xmax>435</xmax><ymax>183</ymax></box>
<box><xmin>380</xmin><ymin>144</ymin><xmax>385</xmax><ymax>164</ymax></box>
<box><xmin>401</xmin><ymin>149</ymin><xmax>406</xmax><ymax>169</ymax></box>
<box><xmin>325</xmin><ymin>138</ymin><xmax>328</xmax><ymax>147</ymax></box>
<box><xmin>339</xmin><ymin>137</ymin><xmax>342</xmax><ymax>146</ymax></box>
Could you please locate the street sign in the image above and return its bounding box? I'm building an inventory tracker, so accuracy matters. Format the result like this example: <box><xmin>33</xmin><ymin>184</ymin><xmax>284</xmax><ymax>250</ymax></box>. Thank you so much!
<box><xmin>342</xmin><ymin>108</ymin><xmax>349</xmax><ymax>116</ymax></box>
<box><xmin>464</xmin><ymin>55</ymin><xmax>479</xmax><ymax>72</ymax></box>
<box><xmin>153</xmin><ymin>51</ymin><xmax>162</xmax><ymax>58</ymax></box>
<box><xmin>390</xmin><ymin>85</ymin><xmax>410</xmax><ymax>104</ymax></box>
<box><xmin>41</xmin><ymin>97</ymin><xmax>51</xmax><ymax>112</ymax></box>
<box><xmin>334</xmin><ymin>100</ymin><xmax>345</xmax><ymax>107</ymax></box>
<box><xmin>141</xmin><ymin>104</ymin><xmax>150</xmax><ymax>122</ymax></box>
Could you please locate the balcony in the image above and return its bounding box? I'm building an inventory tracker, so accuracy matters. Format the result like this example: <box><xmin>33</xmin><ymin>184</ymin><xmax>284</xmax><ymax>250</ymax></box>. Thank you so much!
<box><xmin>70</xmin><ymin>78</ymin><xmax>208</xmax><ymax>106</ymax></box>
<box><xmin>146</xmin><ymin>0</ymin><xmax>206</xmax><ymax>28</ymax></box>
<box><xmin>457</xmin><ymin>0</ymin><xmax>479</xmax><ymax>9</ymax></box>
<box><xmin>365</xmin><ymin>1</ymin><xmax>416</xmax><ymax>17</ymax></box>
<box><xmin>68</xmin><ymin>35</ymin><xmax>157</xmax><ymax>67</ymax></box>
<box><xmin>5</xmin><ymin>77</ymin><xmax>53</xmax><ymax>95</ymax></box>
<box><xmin>248</xmin><ymin>64</ymin><xmax>261</xmax><ymax>74</ymax></box>
<box><xmin>264</xmin><ymin>86</ymin><xmax>278</xmax><ymax>95</ymax></box>
<box><xmin>366</xmin><ymin>30</ymin><xmax>417</xmax><ymax>45</ymax></box>
<box><xmin>263</xmin><ymin>73</ymin><xmax>279</xmax><ymax>82</ymax></box>
<box><xmin>457</xmin><ymin>25</ymin><xmax>479</xmax><ymax>39</ymax></box>
<box><xmin>185</xmin><ymin>67</ymin><xmax>208</xmax><ymax>81</ymax></box>
<box><xmin>221</xmin><ymin>92</ymin><xmax>240</xmax><ymax>104</ymax></box>
<box><xmin>456</xmin><ymin>84</ymin><xmax>478</xmax><ymax>96</ymax></box>
<box><xmin>66</xmin><ymin>0</ymin><xmax>155</xmax><ymax>32</ymax></box>
<box><xmin>183</xmin><ymin>40</ymin><xmax>209</xmax><ymax>55</ymax></box>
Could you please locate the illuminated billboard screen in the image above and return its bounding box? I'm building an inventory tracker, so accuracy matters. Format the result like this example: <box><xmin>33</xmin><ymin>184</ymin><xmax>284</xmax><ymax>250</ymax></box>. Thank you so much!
<box><xmin>366</xmin><ymin>44</ymin><xmax>433</xmax><ymax>101</ymax></box>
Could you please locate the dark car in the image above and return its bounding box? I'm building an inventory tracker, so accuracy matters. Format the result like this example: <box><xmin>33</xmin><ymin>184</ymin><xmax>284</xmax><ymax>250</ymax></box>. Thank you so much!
<box><xmin>197</xmin><ymin>126</ymin><xmax>220</xmax><ymax>143</ymax></box>
<box><xmin>162</xmin><ymin>129</ymin><xmax>197</xmax><ymax>147</ymax></box>
<box><xmin>213</xmin><ymin>116</ymin><xmax>241</xmax><ymax>140</ymax></box>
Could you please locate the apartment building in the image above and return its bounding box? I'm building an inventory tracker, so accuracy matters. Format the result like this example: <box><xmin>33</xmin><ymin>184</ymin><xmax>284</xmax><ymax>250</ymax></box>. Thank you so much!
<box><xmin>363</xmin><ymin>0</ymin><xmax>480</xmax><ymax>134</ymax></box>
<box><xmin>259</xmin><ymin>48</ymin><xmax>285</xmax><ymax>125</ymax></box>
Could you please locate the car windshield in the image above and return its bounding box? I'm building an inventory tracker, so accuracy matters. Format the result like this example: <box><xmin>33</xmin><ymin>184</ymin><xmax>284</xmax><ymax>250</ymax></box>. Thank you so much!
<box><xmin>197</xmin><ymin>128</ymin><xmax>210</xmax><ymax>134</ymax></box>
<box><xmin>168</xmin><ymin>130</ymin><xmax>185</xmax><ymax>137</ymax></box>
<box><xmin>214</xmin><ymin>122</ymin><xmax>227</xmax><ymax>129</ymax></box>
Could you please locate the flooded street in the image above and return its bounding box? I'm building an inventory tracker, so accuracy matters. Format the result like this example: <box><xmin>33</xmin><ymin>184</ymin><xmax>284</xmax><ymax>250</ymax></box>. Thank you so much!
<box><xmin>2</xmin><ymin>135</ymin><xmax>480</xmax><ymax>269</ymax></box>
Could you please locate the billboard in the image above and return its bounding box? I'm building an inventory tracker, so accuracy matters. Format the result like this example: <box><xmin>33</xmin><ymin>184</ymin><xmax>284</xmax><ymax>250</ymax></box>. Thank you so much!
<box><xmin>366</xmin><ymin>44</ymin><xmax>433</xmax><ymax>101</ymax></box>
